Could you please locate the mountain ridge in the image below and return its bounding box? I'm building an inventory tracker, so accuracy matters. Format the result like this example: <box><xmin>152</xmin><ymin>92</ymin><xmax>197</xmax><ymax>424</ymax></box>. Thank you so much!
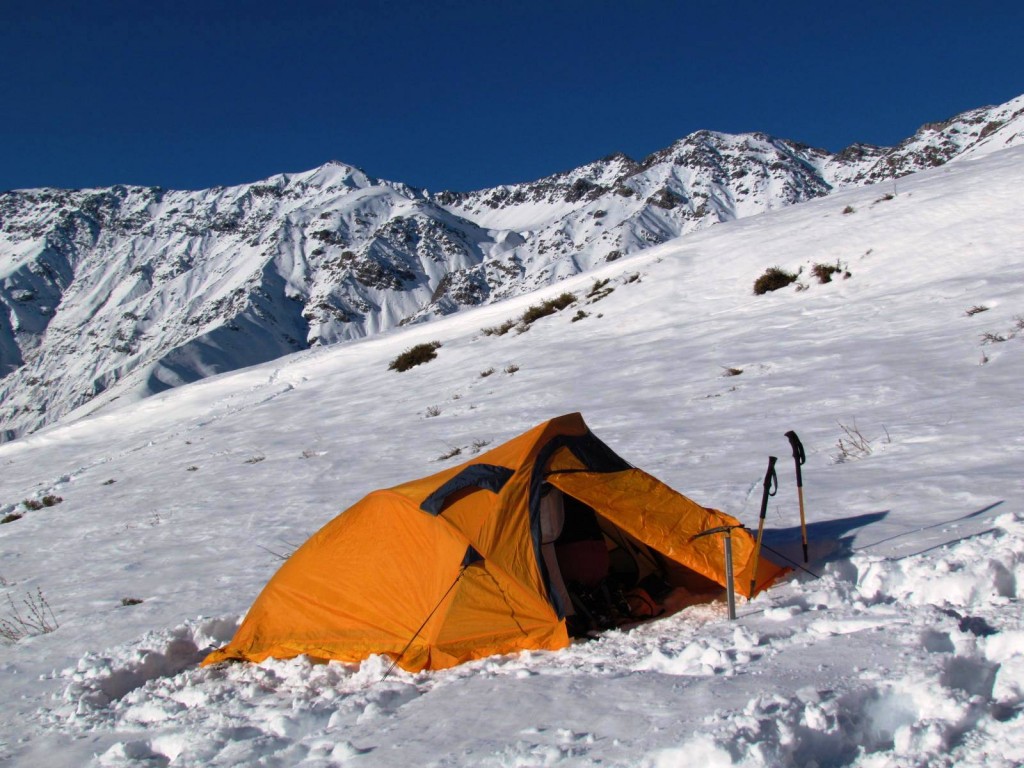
<box><xmin>1</xmin><ymin>94</ymin><xmax>1022</xmax><ymax>440</ymax></box>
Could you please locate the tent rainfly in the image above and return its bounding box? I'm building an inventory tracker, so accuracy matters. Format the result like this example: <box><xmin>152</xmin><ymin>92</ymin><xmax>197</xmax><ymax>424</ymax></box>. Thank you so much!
<box><xmin>204</xmin><ymin>413</ymin><xmax>787</xmax><ymax>671</ymax></box>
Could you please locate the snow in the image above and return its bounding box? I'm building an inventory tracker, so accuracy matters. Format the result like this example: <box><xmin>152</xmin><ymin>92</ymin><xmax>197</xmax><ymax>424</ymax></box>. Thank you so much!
<box><xmin>1</xmin><ymin>144</ymin><xmax>1024</xmax><ymax>766</ymax></box>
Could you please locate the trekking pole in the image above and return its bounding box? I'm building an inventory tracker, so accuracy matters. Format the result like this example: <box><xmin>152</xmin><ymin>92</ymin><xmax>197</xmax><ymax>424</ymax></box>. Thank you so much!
<box><xmin>691</xmin><ymin>524</ymin><xmax>745</xmax><ymax>619</ymax></box>
<box><xmin>784</xmin><ymin>430</ymin><xmax>809</xmax><ymax>563</ymax></box>
<box><xmin>749</xmin><ymin>456</ymin><xmax>778</xmax><ymax>599</ymax></box>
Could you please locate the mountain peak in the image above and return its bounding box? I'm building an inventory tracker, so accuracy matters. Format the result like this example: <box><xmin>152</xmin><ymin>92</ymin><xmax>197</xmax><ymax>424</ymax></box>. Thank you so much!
<box><xmin>289</xmin><ymin>161</ymin><xmax>376</xmax><ymax>191</ymax></box>
<box><xmin>2</xmin><ymin>94</ymin><xmax>1023</xmax><ymax>440</ymax></box>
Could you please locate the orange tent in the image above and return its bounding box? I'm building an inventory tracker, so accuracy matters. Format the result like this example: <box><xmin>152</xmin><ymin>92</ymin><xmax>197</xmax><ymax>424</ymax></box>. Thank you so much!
<box><xmin>204</xmin><ymin>413</ymin><xmax>786</xmax><ymax>671</ymax></box>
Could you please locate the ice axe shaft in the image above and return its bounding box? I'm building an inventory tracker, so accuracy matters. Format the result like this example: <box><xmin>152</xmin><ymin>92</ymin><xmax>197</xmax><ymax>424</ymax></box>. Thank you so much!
<box><xmin>691</xmin><ymin>524</ymin><xmax>745</xmax><ymax>619</ymax></box>
<box><xmin>785</xmin><ymin>430</ymin><xmax>808</xmax><ymax>563</ymax></box>
<box><xmin>749</xmin><ymin>456</ymin><xmax>778</xmax><ymax>598</ymax></box>
<box><xmin>723</xmin><ymin>529</ymin><xmax>736</xmax><ymax>620</ymax></box>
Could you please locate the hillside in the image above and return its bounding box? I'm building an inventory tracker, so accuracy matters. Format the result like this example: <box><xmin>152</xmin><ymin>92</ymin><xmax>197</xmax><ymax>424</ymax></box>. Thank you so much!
<box><xmin>1</xmin><ymin>95</ymin><xmax>1022</xmax><ymax>441</ymax></box>
<box><xmin>0</xmin><ymin>138</ymin><xmax>1022</xmax><ymax>765</ymax></box>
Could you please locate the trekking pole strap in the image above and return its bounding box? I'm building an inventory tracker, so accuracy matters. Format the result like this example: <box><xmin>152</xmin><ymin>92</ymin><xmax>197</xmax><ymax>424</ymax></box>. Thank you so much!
<box><xmin>761</xmin><ymin>456</ymin><xmax>778</xmax><ymax>509</ymax></box>
<box><xmin>785</xmin><ymin>430</ymin><xmax>810</xmax><ymax>563</ymax></box>
<box><xmin>784</xmin><ymin>430</ymin><xmax>804</xmax><ymax>486</ymax></box>
<box><xmin>750</xmin><ymin>456</ymin><xmax>777</xmax><ymax>598</ymax></box>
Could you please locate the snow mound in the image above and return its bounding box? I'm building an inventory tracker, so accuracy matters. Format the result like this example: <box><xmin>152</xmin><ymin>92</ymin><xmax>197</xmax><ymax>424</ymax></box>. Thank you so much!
<box><xmin>53</xmin><ymin>617</ymin><xmax>239</xmax><ymax>722</ymax></box>
<box><xmin>644</xmin><ymin>514</ymin><xmax>1024</xmax><ymax>768</ymax></box>
<box><xmin>856</xmin><ymin>513</ymin><xmax>1024</xmax><ymax>610</ymax></box>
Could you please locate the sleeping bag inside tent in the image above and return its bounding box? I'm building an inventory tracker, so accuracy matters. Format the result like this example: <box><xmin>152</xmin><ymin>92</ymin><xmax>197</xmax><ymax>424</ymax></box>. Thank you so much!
<box><xmin>203</xmin><ymin>413</ymin><xmax>788</xmax><ymax>671</ymax></box>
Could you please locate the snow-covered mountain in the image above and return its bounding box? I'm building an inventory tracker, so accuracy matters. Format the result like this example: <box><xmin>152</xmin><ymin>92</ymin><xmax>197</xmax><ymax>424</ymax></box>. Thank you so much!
<box><xmin>1</xmin><ymin>136</ymin><xmax>1023</xmax><ymax>766</ymax></box>
<box><xmin>1</xmin><ymin>94</ymin><xmax>1022</xmax><ymax>440</ymax></box>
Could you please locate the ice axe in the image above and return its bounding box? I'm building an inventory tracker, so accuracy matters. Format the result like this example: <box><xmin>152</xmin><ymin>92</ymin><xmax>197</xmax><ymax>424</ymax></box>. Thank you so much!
<box><xmin>749</xmin><ymin>456</ymin><xmax>778</xmax><ymax>599</ymax></box>
<box><xmin>691</xmin><ymin>524</ymin><xmax>746</xmax><ymax>619</ymax></box>
<box><xmin>784</xmin><ymin>430</ymin><xmax>808</xmax><ymax>563</ymax></box>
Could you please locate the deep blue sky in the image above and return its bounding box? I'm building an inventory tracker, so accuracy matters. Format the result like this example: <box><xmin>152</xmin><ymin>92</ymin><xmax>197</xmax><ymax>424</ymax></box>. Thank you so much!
<box><xmin>2</xmin><ymin>1</ymin><xmax>1022</xmax><ymax>193</ymax></box>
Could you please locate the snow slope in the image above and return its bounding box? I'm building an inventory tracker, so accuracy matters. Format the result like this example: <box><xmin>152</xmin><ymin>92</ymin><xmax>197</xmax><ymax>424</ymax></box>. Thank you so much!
<box><xmin>0</xmin><ymin>143</ymin><xmax>1023</xmax><ymax>766</ymax></box>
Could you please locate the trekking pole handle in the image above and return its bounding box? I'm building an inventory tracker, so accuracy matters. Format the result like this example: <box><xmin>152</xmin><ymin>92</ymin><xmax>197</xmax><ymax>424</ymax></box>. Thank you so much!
<box><xmin>761</xmin><ymin>455</ymin><xmax>778</xmax><ymax>514</ymax></box>
<box><xmin>784</xmin><ymin>430</ymin><xmax>805</xmax><ymax>486</ymax></box>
